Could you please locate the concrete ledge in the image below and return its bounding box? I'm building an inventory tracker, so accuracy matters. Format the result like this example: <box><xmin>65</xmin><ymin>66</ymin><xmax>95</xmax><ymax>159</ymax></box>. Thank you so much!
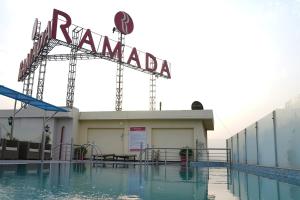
<box><xmin>191</xmin><ymin>161</ymin><xmax>229</xmax><ymax>167</ymax></box>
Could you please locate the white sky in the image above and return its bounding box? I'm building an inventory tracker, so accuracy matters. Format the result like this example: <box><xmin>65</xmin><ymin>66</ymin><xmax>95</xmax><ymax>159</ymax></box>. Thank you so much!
<box><xmin>1</xmin><ymin>0</ymin><xmax>300</xmax><ymax>147</ymax></box>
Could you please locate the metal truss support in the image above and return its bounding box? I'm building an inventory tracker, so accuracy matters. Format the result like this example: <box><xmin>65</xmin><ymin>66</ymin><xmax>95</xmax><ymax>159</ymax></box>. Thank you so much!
<box><xmin>36</xmin><ymin>40</ymin><xmax>59</xmax><ymax>101</ymax></box>
<box><xmin>66</xmin><ymin>28</ymin><xmax>82</xmax><ymax>108</ymax></box>
<box><xmin>21</xmin><ymin>19</ymin><xmax>42</xmax><ymax>107</ymax></box>
<box><xmin>26</xmin><ymin>71</ymin><xmax>35</xmax><ymax>97</ymax></box>
<box><xmin>115</xmin><ymin>31</ymin><xmax>125</xmax><ymax>111</ymax></box>
<box><xmin>21</xmin><ymin>76</ymin><xmax>30</xmax><ymax>108</ymax></box>
<box><xmin>36</xmin><ymin>58</ymin><xmax>47</xmax><ymax>100</ymax></box>
<box><xmin>149</xmin><ymin>74</ymin><xmax>157</xmax><ymax>111</ymax></box>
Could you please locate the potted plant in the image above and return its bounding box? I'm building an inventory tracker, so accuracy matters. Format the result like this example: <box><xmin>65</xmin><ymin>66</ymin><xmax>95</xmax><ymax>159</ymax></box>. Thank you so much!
<box><xmin>74</xmin><ymin>146</ymin><xmax>88</xmax><ymax>160</ymax></box>
<box><xmin>179</xmin><ymin>146</ymin><xmax>193</xmax><ymax>164</ymax></box>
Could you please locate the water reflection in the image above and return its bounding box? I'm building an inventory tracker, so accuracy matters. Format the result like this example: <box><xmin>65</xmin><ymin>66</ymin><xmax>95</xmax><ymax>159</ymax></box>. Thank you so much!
<box><xmin>1</xmin><ymin>163</ymin><xmax>300</xmax><ymax>199</ymax></box>
<box><xmin>179</xmin><ymin>166</ymin><xmax>194</xmax><ymax>180</ymax></box>
<box><xmin>228</xmin><ymin>169</ymin><xmax>300</xmax><ymax>200</ymax></box>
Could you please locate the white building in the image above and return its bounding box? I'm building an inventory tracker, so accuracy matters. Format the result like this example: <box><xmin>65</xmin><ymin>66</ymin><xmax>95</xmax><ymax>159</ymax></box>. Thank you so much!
<box><xmin>0</xmin><ymin>106</ymin><xmax>214</xmax><ymax>160</ymax></box>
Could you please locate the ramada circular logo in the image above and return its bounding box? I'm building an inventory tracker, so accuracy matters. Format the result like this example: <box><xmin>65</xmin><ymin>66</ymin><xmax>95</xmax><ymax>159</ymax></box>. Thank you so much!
<box><xmin>114</xmin><ymin>11</ymin><xmax>134</xmax><ymax>35</ymax></box>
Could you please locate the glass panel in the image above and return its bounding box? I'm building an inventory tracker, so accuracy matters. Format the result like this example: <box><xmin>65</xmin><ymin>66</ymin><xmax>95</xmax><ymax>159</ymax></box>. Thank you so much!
<box><xmin>232</xmin><ymin>135</ymin><xmax>238</xmax><ymax>163</ymax></box>
<box><xmin>246</xmin><ymin>123</ymin><xmax>257</xmax><ymax>165</ymax></box>
<box><xmin>276</xmin><ymin>109</ymin><xmax>300</xmax><ymax>169</ymax></box>
<box><xmin>238</xmin><ymin>131</ymin><xmax>246</xmax><ymax>164</ymax></box>
<box><xmin>257</xmin><ymin>113</ymin><xmax>275</xmax><ymax>167</ymax></box>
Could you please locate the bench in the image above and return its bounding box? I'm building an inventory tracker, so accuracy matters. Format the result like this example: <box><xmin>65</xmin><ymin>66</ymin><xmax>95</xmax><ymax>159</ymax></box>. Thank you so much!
<box><xmin>93</xmin><ymin>154</ymin><xmax>136</xmax><ymax>162</ymax></box>
<box><xmin>93</xmin><ymin>154</ymin><xmax>115</xmax><ymax>161</ymax></box>
<box><xmin>114</xmin><ymin>154</ymin><xmax>136</xmax><ymax>162</ymax></box>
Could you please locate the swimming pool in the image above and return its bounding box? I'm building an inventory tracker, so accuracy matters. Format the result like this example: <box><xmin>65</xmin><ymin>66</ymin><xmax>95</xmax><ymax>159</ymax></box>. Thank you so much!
<box><xmin>0</xmin><ymin>162</ymin><xmax>299</xmax><ymax>199</ymax></box>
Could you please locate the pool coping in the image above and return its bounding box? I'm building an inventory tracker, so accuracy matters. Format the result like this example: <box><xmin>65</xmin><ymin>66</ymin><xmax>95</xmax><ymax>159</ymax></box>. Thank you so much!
<box><xmin>231</xmin><ymin>163</ymin><xmax>300</xmax><ymax>186</ymax></box>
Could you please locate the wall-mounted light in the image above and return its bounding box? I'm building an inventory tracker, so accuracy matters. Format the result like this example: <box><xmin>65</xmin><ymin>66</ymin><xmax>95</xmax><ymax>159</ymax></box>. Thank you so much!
<box><xmin>8</xmin><ymin>116</ymin><xmax>13</xmax><ymax>126</ymax></box>
<box><xmin>45</xmin><ymin>125</ymin><xmax>50</xmax><ymax>133</ymax></box>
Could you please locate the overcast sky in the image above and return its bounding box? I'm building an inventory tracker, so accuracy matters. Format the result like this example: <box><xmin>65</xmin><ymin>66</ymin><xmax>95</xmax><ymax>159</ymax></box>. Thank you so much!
<box><xmin>1</xmin><ymin>0</ymin><xmax>300</xmax><ymax>147</ymax></box>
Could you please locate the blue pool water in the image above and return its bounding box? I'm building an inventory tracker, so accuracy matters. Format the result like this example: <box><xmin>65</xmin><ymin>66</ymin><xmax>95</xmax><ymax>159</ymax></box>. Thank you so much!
<box><xmin>0</xmin><ymin>163</ymin><xmax>299</xmax><ymax>199</ymax></box>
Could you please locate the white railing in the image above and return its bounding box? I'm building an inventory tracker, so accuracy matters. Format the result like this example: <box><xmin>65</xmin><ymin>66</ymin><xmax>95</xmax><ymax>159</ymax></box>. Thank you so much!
<box><xmin>139</xmin><ymin>147</ymin><xmax>231</xmax><ymax>166</ymax></box>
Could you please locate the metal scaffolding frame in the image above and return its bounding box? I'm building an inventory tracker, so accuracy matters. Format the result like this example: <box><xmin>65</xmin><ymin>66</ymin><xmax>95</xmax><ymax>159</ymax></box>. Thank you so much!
<box><xmin>20</xmin><ymin>21</ymin><xmax>170</xmax><ymax>111</ymax></box>
<box><xmin>36</xmin><ymin>58</ymin><xmax>47</xmax><ymax>100</ymax></box>
<box><xmin>66</xmin><ymin>27</ymin><xmax>82</xmax><ymax>108</ymax></box>
<box><xmin>115</xmin><ymin>30</ymin><xmax>125</xmax><ymax>111</ymax></box>
<box><xmin>22</xmin><ymin>19</ymin><xmax>41</xmax><ymax>107</ymax></box>
<box><xmin>149</xmin><ymin>74</ymin><xmax>157</xmax><ymax>111</ymax></box>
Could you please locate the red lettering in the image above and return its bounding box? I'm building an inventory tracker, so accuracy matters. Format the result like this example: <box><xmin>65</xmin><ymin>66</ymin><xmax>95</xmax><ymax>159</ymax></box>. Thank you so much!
<box><xmin>41</xmin><ymin>21</ymin><xmax>52</xmax><ymax>48</ymax></box>
<box><xmin>145</xmin><ymin>53</ymin><xmax>157</xmax><ymax>72</ymax></box>
<box><xmin>18</xmin><ymin>61</ymin><xmax>24</xmax><ymax>81</ymax></box>
<box><xmin>33</xmin><ymin>42</ymin><xmax>38</xmax><ymax>59</ymax></box>
<box><xmin>101</xmin><ymin>36</ymin><xmax>121</xmax><ymax>60</ymax></box>
<box><xmin>52</xmin><ymin>9</ymin><xmax>72</xmax><ymax>44</ymax></box>
<box><xmin>47</xmin><ymin>21</ymin><xmax>52</xmax><ymax>40</ymax></box>
<box><xmin>160</xmin><ymin>60</ymin><xmax>171</xmax><ymax>79</ymax></box>
<box><xmin>127</xmin><ymin>47</ymin><xmax>141</xmax><ymax>68</ymax></box>
<box><xmin>78</xmin><ymin>29</ymin><xmax>96</xmax><ymax>52</ymax></box>
<box><xmin>26</xmin><ymin>54</ymin><xmax>31</xmax><ymax>70</ymax></box>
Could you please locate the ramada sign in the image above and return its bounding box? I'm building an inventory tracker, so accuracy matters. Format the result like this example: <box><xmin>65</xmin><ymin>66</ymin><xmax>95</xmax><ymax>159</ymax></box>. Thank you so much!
<box><xmin>18</xmin><ymin>9</ymin><xmax>171</xmax><ymax>82</ymax></box>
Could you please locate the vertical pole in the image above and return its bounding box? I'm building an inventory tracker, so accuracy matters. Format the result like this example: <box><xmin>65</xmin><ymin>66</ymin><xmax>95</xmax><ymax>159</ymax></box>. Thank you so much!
<box><xmin>10</xmin><ymin>100</ymin><xmax>17</xmax><ymax>140</ymax></box>
<box><xmin>139</xmin><ymin>142</ymin><xmax>143</xmax><ymax>163</ymax></box>
<box><xmin>231</xmin><ymin>137</ymin><xmax>233</xmax><ymax>164</ymax></box>
<box><xmin>229</xmin><ymin>149</ymin><xmax>232</xmax><ymax>167</ymax></box>
<box><xmin>70</xmin><ymin>138</ymin><xmax>73</xmax><ymax>162</ymax></box>
<box><xmin>196</xmin><ymin>139</ymin><xmax>199</xmax><ymax>162</ymax></box>
<box><xmin>36</xmin><ymin>58</ymin><xmax>47</xmax><ymax>101</ymax></box>
<box><xmin>273</xmin><ymin>110</ymin><xmax>279</xmax><ymax>167</ymax></box>
<box><xmin>146</xmin><ymin>144</ymin><xmax>149</xmax><ymax>165</ymax></box>
<box><xmin>237</xmin><ymin>134</ymin><xmax>240</xmax><ymax>164</ymax></box>
<box><xmin>245</xmin><ymin>129</ymin><xmax>247</xmax><ymax>164</ymax></box>
<box><xmin>91</xmin><ymin>142</ymin><xmax>94</xmax><ymax>162</ymax></box>
<box><xmin>207</xmin><ymin>149</ymin><xmax>209</xmax><ymax>163</ymax></box>
<box><xmin>226</xmin><ymin>142</ymin><xmax>228</xmax><ymax>164</ymax></box>
<box><xmin>255</xmin><ymin>122</ymin><xmax>259</xmax><ymax>165</ymax></box>
<box><xmin>186</xmin><ymin>148</ymin><xmax>189</xmax><ymax>168</ymax></box>
<box><xmin>149</xmin><ymin>74</ymin><xmax>157</xmax><ymax>111</ymax></box>
<box><xmin>41</xmin><ymin>111</ymin><xmax>46</xmax><ymax>162</ymax></box>
<box><xmin>164</xmin><ymin>149</ymin><xmax>167</xmax><ymax>166</ymax></box>
<box><xmin>115</xmin><ymin>31</ymin><xmax>125</xmax><ymax>111</ymax></box>
<box><xmin>66</xmin><ymin>28</ymin><xmax>81</xmax><ymax>108</ymax></box>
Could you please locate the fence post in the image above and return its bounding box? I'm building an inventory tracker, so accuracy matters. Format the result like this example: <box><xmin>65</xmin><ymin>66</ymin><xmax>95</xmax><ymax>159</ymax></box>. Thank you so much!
<box><xmin>231</xmin><ymin>137</ymin><xmax>233</xmax><ymax>164</ymax></box>
<box><xmin>90</xmin><ymin>142</ymin><xmax>94</xmax><ymax>162</ymax></box>
<box><xmin>245</xmin><ymin>129</ymin><xmax>247</xmax><ymax>164</ymax></box>
<box><xmin>272</xmin><ymin>111</ymin><xmax>279</xmax><ymax>167</ymax></box>
<box><xmin>139</xmin><ymin>142</ymin><xmax>143</xmax><ymax>164</ymax></box>
<box><xmin>255</xmin><ymin>122</ymin><xmax>259</xmax><ymax>165</ymax></box>
<box><xmin>164</xmin><ymin>149</ymin><xmax>167</xmax><ymax>166</ymax></box>
<box><xmin>70</xmin><ymin>138</ymin><xmax>73</xmax><ymax>162</ymax></box>
<box><xmin>186</xmin><ymin>148</ymin><xmax>189</xmax><ymax>168</ymax></box>
<box><xmin>146</xmin><ymin>144</ymin><xmax>149</xmax><ymax>165</ymax></box>
<box><xmin>237</xmin><ymin>133</ymin><xmax>240</xmax><ymax>164</ymax></box>
<box><xmin>196</xmin><ymin>139</ymin><xmax>199</xmax><ymax>162</ymax></box>
<box><xmin>229</xmin><ymin>149</ymin><xmax>232</xmax><ymax>167</ymax></box>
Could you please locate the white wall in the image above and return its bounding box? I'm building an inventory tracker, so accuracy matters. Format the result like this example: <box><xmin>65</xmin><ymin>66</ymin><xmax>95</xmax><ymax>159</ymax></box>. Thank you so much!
<box><xmin>228</xmin><ymin>108</ymin><xmax>300</xmax><ymax>170</ymax></box>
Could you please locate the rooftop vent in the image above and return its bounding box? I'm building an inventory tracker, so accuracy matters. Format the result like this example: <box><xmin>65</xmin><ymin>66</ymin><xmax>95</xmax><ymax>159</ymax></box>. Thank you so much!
<box><xmin>191</xmin><ymin>101</ymin><xmax>203</xmax><ymax>110</ymax></box>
